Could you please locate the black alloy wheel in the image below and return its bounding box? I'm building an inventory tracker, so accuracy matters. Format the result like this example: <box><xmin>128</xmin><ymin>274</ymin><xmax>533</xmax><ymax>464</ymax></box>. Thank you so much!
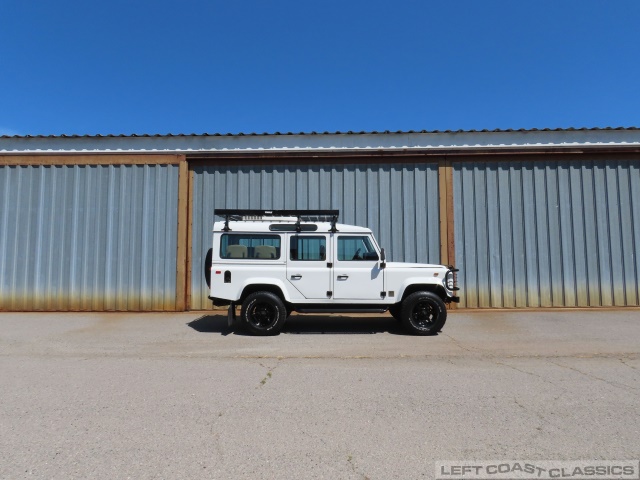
<box><xmin>247</xmin><ymin>301</ymin><xmax>277</xmax><ymax>328</ymax></box>
<box><xmin>401</xmin><ymin>291</ymin><xmax>447</xmax><ymax>335</ymax></box>
<box><xmin>240</xmin><ymin>291</ymin><xmax>287</xmax><ymax>336</ymax></box>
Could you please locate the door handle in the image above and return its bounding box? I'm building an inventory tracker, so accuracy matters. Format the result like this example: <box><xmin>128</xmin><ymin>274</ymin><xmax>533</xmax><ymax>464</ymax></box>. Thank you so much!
<box><xmin>337</xmin><ymin>275</ymin><xmax>349</xmax><ymax>280</ymax></box>
<box><xmin>290</xmin><ymin>274</ymin><xmax>302</xmax><ymax>280</ymax></box>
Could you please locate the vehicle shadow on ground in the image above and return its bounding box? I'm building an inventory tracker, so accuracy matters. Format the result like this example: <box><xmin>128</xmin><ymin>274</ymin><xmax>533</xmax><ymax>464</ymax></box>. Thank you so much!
<box><xmin>187</xmin><ymin>314</ymin><xmax>414</xmax><ymax>336</ymax></box>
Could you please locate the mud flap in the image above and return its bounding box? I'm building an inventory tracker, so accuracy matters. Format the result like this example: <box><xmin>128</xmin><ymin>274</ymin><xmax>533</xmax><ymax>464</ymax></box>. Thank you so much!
<box><xmin>227</xmin><ymin>302</ymin><xmax>237</xmax><ymax>327</ymax></box>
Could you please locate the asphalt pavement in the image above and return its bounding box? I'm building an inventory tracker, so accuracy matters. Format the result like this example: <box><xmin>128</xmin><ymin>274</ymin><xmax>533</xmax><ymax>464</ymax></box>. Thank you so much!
<box><xmin>1</xmin><ymin>309</ymin><xmax>639</xmax><ymax>479</ymax></box>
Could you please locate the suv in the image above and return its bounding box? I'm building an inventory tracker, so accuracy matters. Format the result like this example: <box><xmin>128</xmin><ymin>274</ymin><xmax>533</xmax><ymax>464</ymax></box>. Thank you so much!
<box><xmin>204</xmin><ymin>209</ymin><xmax>459</xmax><ymax>336</ymax></box>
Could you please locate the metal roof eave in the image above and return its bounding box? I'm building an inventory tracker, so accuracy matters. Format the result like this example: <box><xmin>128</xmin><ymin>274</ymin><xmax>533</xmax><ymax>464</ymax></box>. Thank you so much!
<box><xmin>1</xmin><ymin>129</ymin><xmax>640</xmax><ymax>154</ymax></box>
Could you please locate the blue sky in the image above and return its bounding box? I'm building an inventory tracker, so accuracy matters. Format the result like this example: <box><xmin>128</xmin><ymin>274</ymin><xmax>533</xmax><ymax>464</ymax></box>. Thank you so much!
<box><xmin>1</xmin><ymin>0</ymin><xmax>639</xmax><ymax>136</ymax></box>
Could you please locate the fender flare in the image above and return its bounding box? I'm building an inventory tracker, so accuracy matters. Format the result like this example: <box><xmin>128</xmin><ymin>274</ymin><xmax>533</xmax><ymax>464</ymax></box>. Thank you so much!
<box><xmin>237</xmin><ymin>278</ymin><xmax>293</xmax><ymax>303</ymax></box>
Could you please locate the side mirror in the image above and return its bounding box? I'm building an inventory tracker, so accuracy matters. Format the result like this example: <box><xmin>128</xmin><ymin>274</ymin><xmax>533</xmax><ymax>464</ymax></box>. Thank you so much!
<box><xmin>380</xmin><ymin>248</ymin><xmax>386</xmax><ymax>269</ymax></box>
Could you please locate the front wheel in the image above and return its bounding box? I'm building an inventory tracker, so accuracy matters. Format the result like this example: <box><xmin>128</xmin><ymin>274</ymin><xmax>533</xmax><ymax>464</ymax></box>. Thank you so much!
<box><xmin>401</xmin><ymin>291</ymin><xmax>447</xmax><ymax>335</ymax></box>
<box><xmin>240</xmin><ymin>291</ymin><xmax>287</xmax><ymax>336</ymax></box>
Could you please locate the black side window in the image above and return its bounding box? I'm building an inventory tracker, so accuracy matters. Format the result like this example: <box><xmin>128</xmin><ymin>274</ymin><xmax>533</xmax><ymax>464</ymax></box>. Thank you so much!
<box><xmin>337</xmin><ymin>236</ymin><xmax>378</xmax><ymax>261</ymax></box>
<box><xmin>290</xmin><ymin>236</ymin><xmax>326</xmax><ymax>261</ymax></box>
<box><xmin>220</xmin><ymin>234</ymin><xmax>281</xmax><ymax>259</ymax></box>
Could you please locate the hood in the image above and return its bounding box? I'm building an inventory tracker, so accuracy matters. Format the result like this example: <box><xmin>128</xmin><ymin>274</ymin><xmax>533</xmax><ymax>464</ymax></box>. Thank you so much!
<box><xmin>384</xmin><ymin>262</ymin><xmax>446</xmax><ymax>269</ymax></box>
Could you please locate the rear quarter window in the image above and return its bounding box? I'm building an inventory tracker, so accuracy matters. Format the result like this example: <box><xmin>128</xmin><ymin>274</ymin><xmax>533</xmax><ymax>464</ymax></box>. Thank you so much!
<box><xmin>220</xmin><ymin>234</ymin><xmax>281</xmax><ymax>259</ymax></box>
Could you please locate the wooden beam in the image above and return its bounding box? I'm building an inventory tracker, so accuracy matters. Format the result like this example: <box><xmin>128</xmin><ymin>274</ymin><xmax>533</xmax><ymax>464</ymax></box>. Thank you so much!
<box><xmin>438</xmin><ymin>157</ymin><xmax>450</xmax><ymax>266</ymax></box>
<box><xmin>445</xmin><ymin>159</ymin><xmax>455</xmax><ymax>268</ymax></box>
<box><xmin>0</xmin><ymin>154</ymin><xmax>182</xmax><ymax>166</ymax></box>
<box><xmin>175</xmin><ymin>156</ymin><xmax>189</xmax><ymax>311</ymax></box>
<box><xmin>186</xmin><ymin>167</ymin><xmax>194</xmax><ymax>310</ymax></box>
<box><xmin>439</xmin><ymin>156</ymin><xmax>457</xmax><ymax>309</ymax></box>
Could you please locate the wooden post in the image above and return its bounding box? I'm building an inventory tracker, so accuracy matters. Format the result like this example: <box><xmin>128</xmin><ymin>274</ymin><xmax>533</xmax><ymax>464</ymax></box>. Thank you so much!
<box><xmin>175</xmin><ymin>156</ymin><xmax>189</xmax><ymax>311</ymax></box>
<box><xmin>438</xmin><ymin>156</ymin><xmax>456</xmax><ymax>308</ymax></box>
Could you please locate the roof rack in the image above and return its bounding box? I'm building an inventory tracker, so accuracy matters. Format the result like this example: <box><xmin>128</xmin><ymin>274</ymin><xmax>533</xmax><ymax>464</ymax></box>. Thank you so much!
<box><xmin>214</xmin><ymin>209</ymin><xmax>340</xmax><ymax>233</ymax></box>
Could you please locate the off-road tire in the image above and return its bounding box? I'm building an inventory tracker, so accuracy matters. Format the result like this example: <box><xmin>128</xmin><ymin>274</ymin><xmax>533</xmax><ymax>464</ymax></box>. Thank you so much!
<box><xmin>401</xmin><ymin>291</ymin><xmax>447</xmax><ymax>335</ymax></box>
<box><xmin>240</xmin><ymin>291</ymin><xmax>287</xmax><ymax>336</ymax></box>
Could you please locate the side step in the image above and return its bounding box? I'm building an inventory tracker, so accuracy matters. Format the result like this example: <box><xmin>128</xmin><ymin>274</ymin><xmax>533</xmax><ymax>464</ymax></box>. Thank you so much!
<box><xmin>295</xmin><ymin>308</ymin><xmax>388</xmax><ymax>314</ymax></box>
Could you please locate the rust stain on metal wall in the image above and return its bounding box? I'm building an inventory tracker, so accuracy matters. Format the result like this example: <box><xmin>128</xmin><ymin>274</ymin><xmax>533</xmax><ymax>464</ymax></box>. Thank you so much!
<box><xmin>453</xmin><ymin>155</ymin><xmax>640</xmax><ymax>308</ymax></box>
<box><xmin>0</xmin><ymin>164</ymin><xmax>180</xmax><ymax>311</ymax></box>
<box><xmin>189</xmin><ymin>161</ymin><xmax>441</xmax><ymax>310</ymax></box>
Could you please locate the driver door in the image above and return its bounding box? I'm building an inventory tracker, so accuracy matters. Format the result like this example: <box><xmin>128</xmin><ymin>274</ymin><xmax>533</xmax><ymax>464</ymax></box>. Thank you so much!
<box><xmin>333</xmin><ymin>235</ymin><xmax>384</xmax><ymax>300</ymax></box>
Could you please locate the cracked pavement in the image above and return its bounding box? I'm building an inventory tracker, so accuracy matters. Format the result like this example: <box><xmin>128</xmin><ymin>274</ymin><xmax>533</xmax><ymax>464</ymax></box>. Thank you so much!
<box><xmin>1</xmin><ymin>309</ymin><xmax>639</xmax><ymax>479</ymax></box>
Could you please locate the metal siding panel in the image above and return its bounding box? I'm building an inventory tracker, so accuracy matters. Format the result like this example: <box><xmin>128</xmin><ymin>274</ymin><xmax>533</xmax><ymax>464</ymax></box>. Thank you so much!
<box><xmin>485</xmin><ymin>163</ymin><xmax>503</xmax><ymax>307</ymax></box>
<box><xmin>619</xmin><ymin>161</ymin><xmax>638</xmax><ymax>305</ymax></box>
<box><xmin>104</xmin><ymin>166</ymin><xmax>117</xmax><ymax>310</ymax></box>
<box><xmin>308</xmin><ymin>165</ymin><xmax>321</xmax><ymax>209</ymax></box>
<box><xmin>534</xmin><ymin>164</ymin><xmax>552</xmax><ymax>307</ymax></box>
<box><xmin>0</xmin><ymin>164</ymin><xmax>179</xmax><ymax>311</ymax></box>
<box><xmin>354</xmin><ymin>167</ymin><xmax>367</xmax><ymax>228</ymax></box>
<box><xmin>558</xmin><ymin>162</ymin><xmax>576</xmax><ymax>306</ymax></box>
<box><xmin>401</xmin><ymin>165</ymin><xmax>416</xmax><ymax>263</ymax></box>
<box><xmin>462</xmin><ymin>163</ymin><xmax>479</xmax><ymax>308</ymax></box>
<box><xmin>331</xmin><ymin>167</ymin><xmax>344</xmax><ymax>220</ymax></box>
<box><xmin>342</xmin><ymin>167</ymin><xmax>356</xmax><ymax>227</ymax></box>
<box><xmin>3</xmin><ymin>168</ymin><xmax>16</xmax><ymax>307</ymax></box>
<box><xmin>453</xmin><ymin>165</ymin><xmax>465</xmax><ymax>307</ymax></box>
<box><xmin>190</xmin><ymin>161</ymin><xmax>440</xmax><ymax>309</ymax></box>
<box><xmin>497</xmin><ymin>164</ymin><xmax>514</xmax><ymax>307</ymax></box>
<box><xmin>389</xmin><ymin>165</ymin><xmax>404</xmax><ymax>261</ymax></box>
<box><xmin>508</xmin><ymin>164</ymin><xmax>527</xmax><ymax>307</ymax></box>
<box><xmin>0</xmin><ymin>168</ymin><xmax>10</xmax><ymax>301</ymax></box>
<box><xmin>453</xmin><ymin>155</ymin><xmax>640</xmax><ymax>308</ymax></box>
<box><xmin>581</xmin><ymin>162</ymin><xmax>602</xmax><ymax>305</ymax></box>
<box><xmin>546</xmin><ymin>162</ymin><xmax>565</xmax><ymax>307</ymax></box>
<box><xmin>366</xmin><ymin>166</ymin><xmax>382</xmax><ymax>252</ymax></box>
<box><xmin>593</xmin><ymin>161</ymin><xmax>611</xmax><ymax>306</ymax></box>
<box><xmin>115</xmin><ymin>166</ymin><xmax>128</xmax><ymax>310</ymax></box>
<box><xmin>413</xmin><ymin>166</ymin><xmax>427</xmax><ymax>264</ymax></box>
<box><xmin>606</xmin><ymin>161</ymin><xmax>624</xmax><ymax>305</ymax></box>
<box><xmin>23</xmin><ymin>167</ymin><xmax>40</xmax><ymax>309</ymax></box>
<box><xmin>426</xmin><ymin>163</ymin><xmax>441</xmax><ymax>263</ymax></box>
<box><xmin>630</xmin><ymin>162</ymin><xmax>640</xmax><ymax>304</ymax></box>
<box><xmin>570</xmin><ymin>163</ymin><xmax>589</xmax><ymax>306</ymax></box>
<box><xmin>474</xmin><ymin>165</ymin><xmax>491</xmax><ymax>307</ymax></box>
<box><xmin>521</xmin><ymin>162</ymin><xmax>538</xmax><ymax>307</ymax></box>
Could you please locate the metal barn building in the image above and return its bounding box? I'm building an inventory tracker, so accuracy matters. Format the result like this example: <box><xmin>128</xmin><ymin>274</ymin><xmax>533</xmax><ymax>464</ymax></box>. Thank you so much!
<box><xmin>1</xmin><ymin>128</ymin><xmax>639</xmax><ymax>311</ymax></box>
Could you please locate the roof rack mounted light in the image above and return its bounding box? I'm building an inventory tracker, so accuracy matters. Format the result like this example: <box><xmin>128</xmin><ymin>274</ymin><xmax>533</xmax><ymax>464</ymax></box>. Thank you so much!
<box><xmin>214</xmin><ymin>209</ymin><xmax>340</xmax><ymax>233</ymax></box>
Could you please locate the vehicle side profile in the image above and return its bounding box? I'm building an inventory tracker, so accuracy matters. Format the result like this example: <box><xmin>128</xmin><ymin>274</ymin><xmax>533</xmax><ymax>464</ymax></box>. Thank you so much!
<box><xmin>204</xmin><ymin>209</ymin><xmax>459</xmax><ymax>335</ymax></box>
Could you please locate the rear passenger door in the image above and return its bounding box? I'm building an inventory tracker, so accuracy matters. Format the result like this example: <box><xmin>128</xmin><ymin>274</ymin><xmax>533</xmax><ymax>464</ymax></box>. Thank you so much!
<box><xmin>286</xmin><ymin>234</ymin><xmax>332</xmax><ymax>299</ymax></box>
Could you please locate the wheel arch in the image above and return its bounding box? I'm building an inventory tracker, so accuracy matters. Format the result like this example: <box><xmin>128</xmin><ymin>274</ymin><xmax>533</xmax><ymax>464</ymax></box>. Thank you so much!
<box><xmin>399</xmin><ymin>283</ymin><xmax>447</xmax><ymax>302</ymax></box>
<box><xmin>239</xmin><ymin>283</ymin><xmax>288</xmax><ymax>304</ymax></box>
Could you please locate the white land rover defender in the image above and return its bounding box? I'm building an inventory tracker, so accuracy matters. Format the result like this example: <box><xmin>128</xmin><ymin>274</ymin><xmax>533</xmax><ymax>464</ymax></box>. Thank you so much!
<box><xmin>204</xmin><ymin>209</ymin><xmax>459</xmax><ymax>336</ymax></box>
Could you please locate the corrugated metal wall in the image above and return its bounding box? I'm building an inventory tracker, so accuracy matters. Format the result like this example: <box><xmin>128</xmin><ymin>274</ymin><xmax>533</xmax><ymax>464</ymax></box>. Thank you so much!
<box><xmin>190</xmin><ymin>161</ymin><xmax>441</xmax><ymax>309</ymax></box>
<box><xmin>454</xmin><ymin>155</ymin><xmax>640</xmax><ymax>308</ymax></box>
<box><xmin>0</xmin><ymin>164</ymin><xmax>179</xmax><ymax>311</ymax></box>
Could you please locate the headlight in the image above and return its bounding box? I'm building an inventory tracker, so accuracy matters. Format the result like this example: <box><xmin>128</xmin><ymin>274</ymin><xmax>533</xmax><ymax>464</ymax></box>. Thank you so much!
<box><xmin>445</xmin><ymin>267</ymin><xmax>459</xmax><ymax>291</ymax></box>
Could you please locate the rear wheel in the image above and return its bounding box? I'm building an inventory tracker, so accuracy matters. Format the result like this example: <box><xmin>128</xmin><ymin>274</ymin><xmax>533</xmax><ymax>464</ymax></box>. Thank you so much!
<box><xmin>240</xmin><ymin>291</ymin><xmax>287</xmax><ymax>336</ymax></box>
<box><xmin>401</xmin><ymin>291</ymin><xmax>447</xmax><ymax>335</ymax></box>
